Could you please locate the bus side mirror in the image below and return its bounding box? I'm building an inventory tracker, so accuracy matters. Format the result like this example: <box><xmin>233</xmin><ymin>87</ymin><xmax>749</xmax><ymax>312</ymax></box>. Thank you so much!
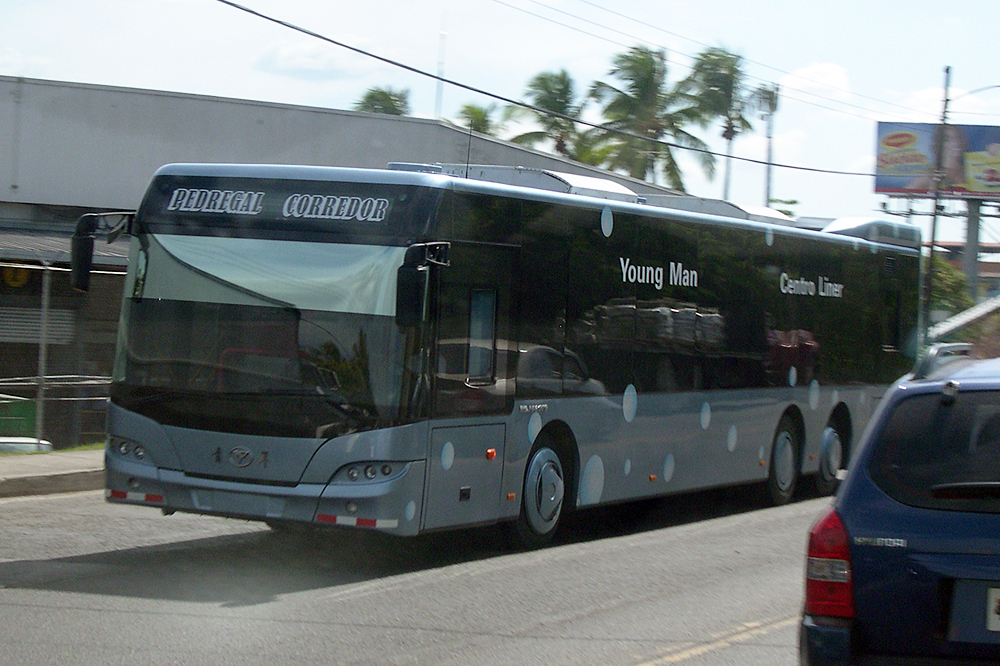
<box><xmin>70</xmin><ymin>227</ymin><xmax>96</xmax><ymax>293</ymax></box>
<box><xmin>395</xmin><ymin>242</ymin><xmax>448</xmax><ymax>328</ymax></box>
<box><xmin>395</xmin><ymin>264</ymin><xmax>427</xmax><ymax>328</ymax></box>
<box><xmin>70</xmin><ymin>211</ymin><xmax>134</xmax><ymax>292</ymax></box>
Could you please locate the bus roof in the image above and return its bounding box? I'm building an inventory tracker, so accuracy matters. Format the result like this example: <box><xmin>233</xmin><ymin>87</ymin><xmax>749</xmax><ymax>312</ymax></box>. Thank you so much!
<box><xmin>148</xmin><ymin>163</ymin><xmax>920</xmax><ymax>251</ymax></box>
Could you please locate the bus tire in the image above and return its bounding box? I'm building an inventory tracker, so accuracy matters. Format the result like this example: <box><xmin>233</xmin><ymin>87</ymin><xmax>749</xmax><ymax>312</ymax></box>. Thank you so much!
<box><xmin>815</xmin><ymin>425</ymin><xmax>844</xmax><ymax>496</ymax></box>
<box><xmin>766</xmin><ymin>415</ymin><xmax>800</xmax><ymax>505</ymax></box>
<box><xmin>512</xmin><ymin>436</ymin><xmax>566</xmax><ymax>549</ymax></box>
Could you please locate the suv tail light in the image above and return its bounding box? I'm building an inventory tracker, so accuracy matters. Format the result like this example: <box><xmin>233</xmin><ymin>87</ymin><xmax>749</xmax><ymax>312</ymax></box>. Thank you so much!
<box><xmin>805</xmin><ymin>507</ymin><xmax>854</xmax><ymax>618</ymax></box>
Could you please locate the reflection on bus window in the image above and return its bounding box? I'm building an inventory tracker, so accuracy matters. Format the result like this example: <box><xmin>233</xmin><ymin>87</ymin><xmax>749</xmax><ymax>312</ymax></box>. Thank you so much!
<box><xmin>468</xmin><ymin>289</ymin><xmax>496</xmax><ymax>379</ymax></box>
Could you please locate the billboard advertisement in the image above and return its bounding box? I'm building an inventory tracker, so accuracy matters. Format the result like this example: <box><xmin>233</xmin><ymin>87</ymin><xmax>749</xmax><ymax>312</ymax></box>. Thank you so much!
<box><xmin>875</xmin><ymin>122</ymin><xmax>1000</xmax><ymax>200</ymax></box>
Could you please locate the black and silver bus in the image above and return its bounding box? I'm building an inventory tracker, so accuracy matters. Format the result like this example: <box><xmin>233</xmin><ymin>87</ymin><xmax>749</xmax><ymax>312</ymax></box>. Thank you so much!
<box><xmin>73</xmin><ymin>163</ymin><xmax>921</xmax><ymax>546</ymax></box>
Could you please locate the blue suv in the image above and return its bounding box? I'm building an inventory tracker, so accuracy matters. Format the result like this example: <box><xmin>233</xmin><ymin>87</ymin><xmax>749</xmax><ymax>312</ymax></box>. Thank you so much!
<box><xmin>801</xmin><ymin>343</ymin><xmax>1000</xmax><ymax>665</ymax></box>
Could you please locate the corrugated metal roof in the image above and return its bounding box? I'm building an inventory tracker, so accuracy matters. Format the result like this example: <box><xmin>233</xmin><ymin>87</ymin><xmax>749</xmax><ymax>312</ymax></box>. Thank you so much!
<box><xmin>0</xmin><ymin>307</ymin><xmax>75</xmax><ymax>344</ymax></box>
<box><xmin>0</xmin><ymin>231</ymin><xmax>129</xmax><ymax>266</ymax></box>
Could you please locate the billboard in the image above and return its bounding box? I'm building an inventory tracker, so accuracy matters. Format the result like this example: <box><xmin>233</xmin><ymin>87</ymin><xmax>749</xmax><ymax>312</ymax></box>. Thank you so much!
<box><xmin>875</xmin><ymin>122</ymin><xmax>1000</xmax><ymax>200</ymax></box>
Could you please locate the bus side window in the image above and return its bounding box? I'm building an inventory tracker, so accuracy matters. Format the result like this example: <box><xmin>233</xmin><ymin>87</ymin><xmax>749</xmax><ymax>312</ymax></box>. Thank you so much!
<box><xmin>883</xmin><ymin>288</ymin><xmax>901</xmax><ymax>351</ymax></box>
<box><xmin>468</xmin><ymin>289</ymin><xmax>496</xmax><ymax>380</ymax></box>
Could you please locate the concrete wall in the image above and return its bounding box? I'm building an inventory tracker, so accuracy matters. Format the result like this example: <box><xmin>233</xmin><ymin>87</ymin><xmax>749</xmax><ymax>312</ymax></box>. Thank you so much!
<box><xmin>0</xmin><ymin>75</ymin><xmax>676</xmax><ymax>215</ymax></box>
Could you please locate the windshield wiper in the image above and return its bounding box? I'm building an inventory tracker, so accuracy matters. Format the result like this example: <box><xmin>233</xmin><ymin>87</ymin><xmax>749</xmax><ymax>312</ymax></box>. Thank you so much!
<box><xmin>931</xmin><ymin>481</ymin><xmax>1000</xmax><ymax>500</ymax></box>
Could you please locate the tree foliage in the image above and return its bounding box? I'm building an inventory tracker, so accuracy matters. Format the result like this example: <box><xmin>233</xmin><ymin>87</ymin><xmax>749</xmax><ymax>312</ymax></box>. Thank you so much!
<box><xmin>678</xmin><ymin>48</ymin><xmax>778</xmax><ymax>198</ymax></box>
<box><xmin>589</xmin><ymin>46</ymin><xmax>714</xmax><ymax>191</ymax></box>
<box><xmin>457</xmin><ymin>103</ymin><xmax>501</xmax><ymax>135</ymax></box>
<box><xmin>507</xmin><ymin>71</ymin><xmax>583</xmax><ymax>155</ymax></box>
<box><xmin>930</xmin><ymin>256</ymin><xmax>975</xmax><ymax>314</ymax></box>
<box><xmin>354</xmin><ymin>86</ymin><xmax>410</xmax><ymax>116</ymax></box>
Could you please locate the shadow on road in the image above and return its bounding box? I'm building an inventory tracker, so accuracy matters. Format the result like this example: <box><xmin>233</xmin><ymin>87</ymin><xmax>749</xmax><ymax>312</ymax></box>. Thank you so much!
<box><xmin>0</xmin><ymin>480</ymin><xmax>828</xmax><ymax>606</ymax></box>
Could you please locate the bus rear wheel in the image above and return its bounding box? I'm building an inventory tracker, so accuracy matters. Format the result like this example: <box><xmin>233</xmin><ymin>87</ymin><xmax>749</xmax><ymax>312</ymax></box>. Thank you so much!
<box><xmin>766</xmin><ymin>415</ymin><xmax>800</xmax><ymax>505</ymax></box>
<box><xmin>815</xmin><ymin>426</ymin><xmax>844</xmax><ymax>495</ymax></box>
<box><xmin>512</xmin><ymin>438</ymin><xmax>566</xmax><ymax>548</ymax></box>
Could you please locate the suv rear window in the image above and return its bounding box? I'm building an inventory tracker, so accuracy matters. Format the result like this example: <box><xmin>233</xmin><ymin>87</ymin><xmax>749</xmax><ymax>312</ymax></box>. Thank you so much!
<box><xmin>870</xmin><ymin>390</ymin><xmax>1000</xmax><ymax>513</ymax></box>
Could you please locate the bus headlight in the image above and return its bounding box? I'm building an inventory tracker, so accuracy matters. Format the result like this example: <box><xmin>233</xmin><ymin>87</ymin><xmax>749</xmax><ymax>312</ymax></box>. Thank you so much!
<box><xmin>333</xmin><ymin>462</ymin><xmax>407</xmax><ymax>484</ymax></box>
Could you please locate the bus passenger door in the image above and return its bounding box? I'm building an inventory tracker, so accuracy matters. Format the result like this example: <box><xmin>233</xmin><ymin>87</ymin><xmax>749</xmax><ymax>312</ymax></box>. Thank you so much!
<box><xmin>424</xmin><ymin>242</ymin><xmax>515</xmax><ymax>530</ymax></box>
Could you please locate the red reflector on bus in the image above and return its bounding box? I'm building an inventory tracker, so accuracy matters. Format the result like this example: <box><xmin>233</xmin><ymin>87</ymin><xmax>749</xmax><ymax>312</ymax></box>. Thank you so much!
<box><xmin>109</xmin><ymin>489</ymin><xmax>127</xmax><ymax>500</ymax></box>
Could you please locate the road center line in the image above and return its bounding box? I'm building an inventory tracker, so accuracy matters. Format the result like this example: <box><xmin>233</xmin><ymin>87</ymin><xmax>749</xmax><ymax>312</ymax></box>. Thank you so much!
<box><xmin>634</xmin><ymin>615</ymin><xmax>799</xmax><ymax>665</ymax></box>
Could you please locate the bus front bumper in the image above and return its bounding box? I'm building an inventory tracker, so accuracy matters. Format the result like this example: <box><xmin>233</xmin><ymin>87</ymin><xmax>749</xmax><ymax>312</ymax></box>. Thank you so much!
<box><xmin>105</xmin><ymin>454</ymin><xmax>427</xmax><ymax>536</ymax></box>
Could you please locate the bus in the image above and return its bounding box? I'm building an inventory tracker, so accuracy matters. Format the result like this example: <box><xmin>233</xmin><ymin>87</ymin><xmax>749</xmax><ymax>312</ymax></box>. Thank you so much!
<box><xmin>72</xmin><ymin>162</ymin><xmax>921</xmax><ymax>546</ymax></box>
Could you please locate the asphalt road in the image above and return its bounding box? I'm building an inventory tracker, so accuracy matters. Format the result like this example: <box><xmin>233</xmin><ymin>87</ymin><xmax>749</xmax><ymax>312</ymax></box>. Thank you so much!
<box><xmin>0</xmin><ymin>485</ymin><xmax>827</xmax><ymax>666</ymax></box>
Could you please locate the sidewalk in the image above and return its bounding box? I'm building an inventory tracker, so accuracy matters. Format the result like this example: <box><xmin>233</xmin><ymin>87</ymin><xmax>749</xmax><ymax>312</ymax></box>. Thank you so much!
<box><xmin>0</xmin><ymin>448</ymin><xmax>104</xmax><ymax>498</ymax></box>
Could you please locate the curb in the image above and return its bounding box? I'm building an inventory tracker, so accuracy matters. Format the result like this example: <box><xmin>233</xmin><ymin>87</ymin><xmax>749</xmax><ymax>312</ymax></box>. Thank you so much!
<box><xmin>0</xmin><ymin>469</ymin><xmax>105</xmax><ymax>498</ymax></box>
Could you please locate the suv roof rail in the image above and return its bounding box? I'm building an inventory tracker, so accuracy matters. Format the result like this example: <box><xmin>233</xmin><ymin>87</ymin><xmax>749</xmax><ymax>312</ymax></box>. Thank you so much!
<box><xmin>909</xmin><ymin>343</ymin><xmax>974</xmax><ymax>380</ymax></box>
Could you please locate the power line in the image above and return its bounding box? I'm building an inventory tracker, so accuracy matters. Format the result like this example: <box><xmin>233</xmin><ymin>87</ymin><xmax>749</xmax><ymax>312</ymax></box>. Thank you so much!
<box><xmin>214</xmin><ymin>0</ymin><xmax>877</xmax><ymax>178</ymax></box>
<box><xmin>494</xmin><ymin>0</ymin><xmax>934</xmax><ymax>125</ymax></box>
<box><xmin>491</xmin><ymin>0</ymin><xmax>631</xmax><ymax>49</ymax></box>
<box><xmin>566</xmin><ymin>0</ymin><xmax>938</xmax><ymax>122</ymax></box>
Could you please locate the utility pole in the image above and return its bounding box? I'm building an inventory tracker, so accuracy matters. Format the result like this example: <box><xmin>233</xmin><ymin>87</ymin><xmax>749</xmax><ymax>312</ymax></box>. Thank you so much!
<box><xmin>921</xmin><ymin>66</ymin><xmax>951</xmax><ymax>347</ymax></box>
<box><xmin>35</xmin><ymin>262</ymin><xmax>51</xmax><ymax>444</ymax></box>
<box><xmin>763</xmin><ymin>84</ymin><xmax>779</xmax><ymax>207</ymax></box>
<box><xmin>434</xmin><ymin>20</ymin><xmax>447</xmax><ymax>119</ymax></box>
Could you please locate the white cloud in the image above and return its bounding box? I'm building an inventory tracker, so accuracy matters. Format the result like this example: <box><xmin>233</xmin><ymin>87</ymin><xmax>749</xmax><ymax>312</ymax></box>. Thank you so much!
<box><xmin>894</xmin><ymin>87</ymin><xmax>948</xmax><ymax>121</ymax></box>
<box><xmin>780</xmin><ymin>63</ymin><xmax>852</xmax><ymax>102</ymax></box>
<box><xmin>255</xmin><ymin>40</ymin><xmax>375</xmax><ymax>82</ymax></box>
<box><xmin>0</xmin><ymin>47</ymin><xmax>53</xmax><ymax>77</ymax></box>
<box><xmin>771</xmin><ymin>128</ymin><xmax>807</xmax><ymax>165</ymax></box>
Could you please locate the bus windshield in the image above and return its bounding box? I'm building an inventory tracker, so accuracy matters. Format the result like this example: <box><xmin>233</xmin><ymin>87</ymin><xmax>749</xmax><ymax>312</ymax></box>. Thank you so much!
<box><xmin>111</xmin><ymin>233</ymin><xmax>420</xmax><ymax>439</ymax></box>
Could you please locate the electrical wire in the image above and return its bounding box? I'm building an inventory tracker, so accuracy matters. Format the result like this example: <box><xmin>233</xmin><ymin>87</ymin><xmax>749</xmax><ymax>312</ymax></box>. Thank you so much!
<box><xmin>564</xmin><ymin>0</ymin><xmax>941</xmax><ymax>121</ymax></box>
<box><xmin>492</xmin><ymin>0</ymin><xmax>948</xmax><ymax>125</ymax></box>
<box><xmin>214</xmin><ymin>0</ymin><xmax>877</xmax><ymax>178</ymax></box>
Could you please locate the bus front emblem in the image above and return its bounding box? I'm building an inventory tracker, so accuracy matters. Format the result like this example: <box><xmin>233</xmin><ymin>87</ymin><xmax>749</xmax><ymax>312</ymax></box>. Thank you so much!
<box><xmin>229</xmin><ymin>447</ymin><xmax>254</xmax><ymax>468</ymax></box>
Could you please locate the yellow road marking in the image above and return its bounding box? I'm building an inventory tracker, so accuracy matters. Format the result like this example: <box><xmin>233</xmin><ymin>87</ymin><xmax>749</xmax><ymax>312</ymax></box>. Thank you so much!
<box><xmin>634</xmin><ymin>615</ymin><xmax>799</xmax><ymax>665</ymax></box>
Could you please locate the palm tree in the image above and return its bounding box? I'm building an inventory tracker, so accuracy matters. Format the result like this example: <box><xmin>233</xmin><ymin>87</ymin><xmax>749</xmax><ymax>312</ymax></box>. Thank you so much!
<box><xmin>679</xmin><ymin>48</ymin><xmax>774</xmax><ymax>199</ymax></box>
<box><xmin>353</xmin><ymin>86</ymin><xmax>410</xmax><ymax>115</ymax></box>
<box><xmin>457</xmin><ymin>103</ymin><xmax>501</xmax><ymax>135</ymax></box>
<box><xmin>507</xmin><ymin>70</ymin><xmax>584</xmax><ymax>157</ymax></box>
<box><xmin>590</xmin><ymin>46</ymin><xmax>713</xmax><ymax>191</ymax></box>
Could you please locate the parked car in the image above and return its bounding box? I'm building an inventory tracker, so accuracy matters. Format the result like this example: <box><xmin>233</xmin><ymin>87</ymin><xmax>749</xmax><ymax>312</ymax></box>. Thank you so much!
<box><xmin>0</xmin><ymin>437</ymin><xmax>53</xmax><ymax>453</ymax></box>
<box><xmin>801</xmin><ymin>343</ymin><xmax>1000</xmax><ymax>665</ymax></box>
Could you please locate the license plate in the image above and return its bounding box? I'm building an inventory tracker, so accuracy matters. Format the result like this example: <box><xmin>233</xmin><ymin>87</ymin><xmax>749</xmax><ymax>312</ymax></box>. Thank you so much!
<box><xmin>989</xmin><ymin>588</ymin><xmax>1000</xmax><ymax>632</ymax></box>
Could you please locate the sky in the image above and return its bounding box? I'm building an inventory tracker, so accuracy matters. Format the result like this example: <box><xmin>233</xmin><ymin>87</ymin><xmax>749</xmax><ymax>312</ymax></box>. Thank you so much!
<box><xmin>3</xmin><ymin>0</ymin><xmax>999</xmax><ymax>242</ymax></box>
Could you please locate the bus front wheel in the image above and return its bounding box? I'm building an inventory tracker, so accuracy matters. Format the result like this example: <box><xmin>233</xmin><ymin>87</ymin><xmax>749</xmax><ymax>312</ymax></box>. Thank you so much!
<box><xmin>512</xmin><ymin>438</ymin><xmax>566</xmax><ymax>548</ymax></box>
<box><xmin>766</xmin><ymin>415</ymin><xmax>800</xmax><ymax>505</ymax></box>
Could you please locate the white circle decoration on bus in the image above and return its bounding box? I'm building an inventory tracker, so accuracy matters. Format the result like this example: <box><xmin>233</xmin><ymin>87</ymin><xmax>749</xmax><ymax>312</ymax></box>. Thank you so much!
<box><xmin>701</xmin><ymin>402</ymin><xmax>711</xmax><ymax>430</ymax></box>
<box><xmin>663</xmin><ymin>454</ymin><xmax>675</xmax><ymax>483</ymax></box>
<box><xmin>601</xmin><ymin>206</ymin><xmax>614</xmax><ymax>237</ymax></box>
<box><xmin>728</xmin><ymin>425</ymin><xmax>738</xmax><ymax>452</ymax></box>
<box><xmin>579</xmin><ymin>455</ymin><xmax>605</xmax><ymax>505</ymax></box>
<box><xmin>441</xmin><ymin>441</ymin><xmax>455</xmax><ymax>471</ymax></box>
<box><xmin>810</xmin><ymin>380</ymin><xmax>820</xmax><ymax>410</ymax></box>
<box><xmin>623</xmin><ymin>384</ymin><xmax>637</xmax><ymax>422</ymax></box>
<box><xmin>789</xmin><ymin>366</ymin><xmax>798</xmax><ymax>387</ymax></box>
<box><xmin>405</xmin><ymin>501</ymin><xmax>416</xmax><ymax>522</ymax></box>
<box><xmin>528</xmin><ymin>411</ymin><xmax>542</xmax><ymax>444</ymax></box>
